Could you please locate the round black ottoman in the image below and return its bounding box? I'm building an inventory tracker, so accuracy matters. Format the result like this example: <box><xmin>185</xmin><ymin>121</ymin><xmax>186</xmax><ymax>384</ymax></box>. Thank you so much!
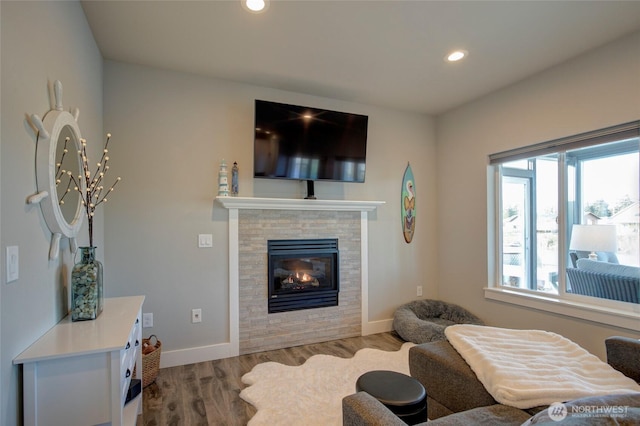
<box><xmin>355</xmin><ymin>370</ymin><xmax>427</xmax><ymax>425</ymax></box>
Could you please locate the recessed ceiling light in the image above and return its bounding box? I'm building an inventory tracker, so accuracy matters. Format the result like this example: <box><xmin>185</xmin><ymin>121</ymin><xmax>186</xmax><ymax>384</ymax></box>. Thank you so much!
<box><xmin>446</xmin><ymin>50</ymin><xmax>468</xmax><ymax>62</ymax></box>
<box><xmin>243</xmin><ymin>0</ymin><xmax>268</xmax><ymax>13</ymax></box>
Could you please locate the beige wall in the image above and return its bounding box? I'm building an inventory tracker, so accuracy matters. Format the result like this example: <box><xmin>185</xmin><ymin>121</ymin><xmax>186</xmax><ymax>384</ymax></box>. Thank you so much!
<box><xmin>436</xmin><ymin>31</ymin><xmax>640</xmax><ymax>358</ymax></box>
<box><xmin>102</xmin><ymin>61</ymin><xmax>437</xmax><ymax>362</ymax></box>
<box><xmin>0</xmin><ymin>2</ymin><xmax>103</xmax><ymax>424</ymax></box>
<box><xmin>2</xmin><ymin>3</ymin><xmax>638</xmax><ymax>423</ymax></box>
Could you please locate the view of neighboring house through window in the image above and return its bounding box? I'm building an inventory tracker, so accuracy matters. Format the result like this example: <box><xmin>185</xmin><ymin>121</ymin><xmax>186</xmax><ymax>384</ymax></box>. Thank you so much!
<box><xmin>490</xmin><ymin>122</ymin><xmax>639</xmax><ymax>306</ymax></box>
<box><xmin>578</xmin><ymin>151</ymin><xmax>638</xmax><ymax>265</ymax></box>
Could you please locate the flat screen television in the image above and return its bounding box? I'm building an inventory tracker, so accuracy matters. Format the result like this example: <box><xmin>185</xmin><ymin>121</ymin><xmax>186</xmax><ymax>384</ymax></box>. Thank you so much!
<box><xmin>253</xmin><ymin>100</ymin><xmax>368</xmax><ymax>197</ymax></box>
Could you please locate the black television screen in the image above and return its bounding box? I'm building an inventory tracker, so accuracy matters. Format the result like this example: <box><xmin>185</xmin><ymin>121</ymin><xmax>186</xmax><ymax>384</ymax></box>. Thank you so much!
<box><xmin>253</xmin><ymin>100</ymin><xmax>368</xmax><ymax>183</ymax></box>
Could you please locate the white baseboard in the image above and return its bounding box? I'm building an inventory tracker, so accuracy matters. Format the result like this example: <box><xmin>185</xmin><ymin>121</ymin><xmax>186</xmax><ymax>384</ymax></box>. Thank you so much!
<box><xmin>362</xmin><ymin>318</ymin><xmax>394</xmax><ymax>336</ymax></box>
<box><xmin>159</xmin><ymin>319</ymin><xmax>395</xmax><ymax>368</ymax></box>
<box><xmin>159</xmin><ymin>342</ymin><xmax>235</xmax><ymax>368</ymax></box>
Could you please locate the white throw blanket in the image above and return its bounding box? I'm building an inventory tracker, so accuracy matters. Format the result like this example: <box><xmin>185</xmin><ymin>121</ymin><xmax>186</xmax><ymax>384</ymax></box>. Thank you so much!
<box><xmin>445</xmin><ymin>324</ymin><xmax>640</xmax><ymax>409</ymax></box>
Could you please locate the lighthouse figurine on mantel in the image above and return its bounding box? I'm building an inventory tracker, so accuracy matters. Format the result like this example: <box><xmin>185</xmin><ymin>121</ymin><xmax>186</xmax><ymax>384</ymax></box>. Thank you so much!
<box><xmin>218</xmin><ymin>159</ymin><xmax>229</xmax><ymax>197</ymax></box>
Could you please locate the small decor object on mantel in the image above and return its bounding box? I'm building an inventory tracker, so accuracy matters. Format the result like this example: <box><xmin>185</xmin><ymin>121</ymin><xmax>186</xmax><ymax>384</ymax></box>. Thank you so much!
<box><xmin>401</xmin><ymin>162</ymin><xmax>416</xmax><ymax>243</ymax></box>
<box><xmin>218</xmin><ymin>159</ymin><xmax>230</xmax><ymax>196</ymax></box>
<box><xmin>231</xmin><ymin>161</ymin><xmax>239</xmax><ymax>196</ymax></box>
<box><xmin>69</xmin><ymin>133</ymin><xmax>121</xmax><ymax>321</ymax></box>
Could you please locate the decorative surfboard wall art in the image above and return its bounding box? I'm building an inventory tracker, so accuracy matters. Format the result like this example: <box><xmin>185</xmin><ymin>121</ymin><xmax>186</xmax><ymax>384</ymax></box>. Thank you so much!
<box><xmin>401</xmin><ymin>162</ymin><xmax>416</xmax><ymax>243</ymax></box>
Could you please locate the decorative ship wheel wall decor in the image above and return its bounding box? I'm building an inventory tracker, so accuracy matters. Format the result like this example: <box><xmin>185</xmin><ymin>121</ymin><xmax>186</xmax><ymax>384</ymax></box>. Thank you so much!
<box><xmin>27</xmin><ymin>80</ymin><xmax>86</xmax><ymax>260</ymax></box>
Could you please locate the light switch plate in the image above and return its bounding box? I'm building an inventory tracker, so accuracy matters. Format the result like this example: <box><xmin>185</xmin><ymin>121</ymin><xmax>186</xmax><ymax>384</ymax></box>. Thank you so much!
<box><xmin>198</xmin><ymin>234</ymin><xmax>213</xmax><ymax>248</ymax></box>
<box><xmin>6</xmin><ymin>246</ymin><xmax>19</xmax><ymax>283</ymax></box>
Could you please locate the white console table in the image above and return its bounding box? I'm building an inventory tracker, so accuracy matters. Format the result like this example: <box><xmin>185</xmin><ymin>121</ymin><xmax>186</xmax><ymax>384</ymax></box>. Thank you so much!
<box><xmin>14</xmin><ymin>296</ymin><xmax>145</xmax><ymax>426</ymax></box>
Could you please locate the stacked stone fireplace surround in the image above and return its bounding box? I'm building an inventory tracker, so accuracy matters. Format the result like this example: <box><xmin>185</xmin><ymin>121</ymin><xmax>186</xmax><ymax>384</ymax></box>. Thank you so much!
<box><xmin>238</xmin><ymin>209</ymin><xmax>362</xmax><ymax>354</ymax></box>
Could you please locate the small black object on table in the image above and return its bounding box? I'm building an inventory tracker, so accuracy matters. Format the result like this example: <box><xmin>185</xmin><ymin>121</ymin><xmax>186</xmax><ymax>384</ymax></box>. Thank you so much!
<box><xmin>356</xmin><ymin>370</ymin><xmax>427</xmax><ymax>425</ymax></box>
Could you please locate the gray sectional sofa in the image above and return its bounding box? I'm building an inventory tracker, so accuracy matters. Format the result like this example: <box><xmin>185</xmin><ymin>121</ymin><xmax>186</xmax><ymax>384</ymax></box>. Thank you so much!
<box><xmin>343</xmin><ymin>336</ymin><xmax>640</xmax><ymax>425</ymax></box>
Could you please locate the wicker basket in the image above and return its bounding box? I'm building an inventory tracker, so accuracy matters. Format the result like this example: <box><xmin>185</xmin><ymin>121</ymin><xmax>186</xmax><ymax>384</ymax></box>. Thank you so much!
<box><xmin>135</xmin><ymin>334</ymin><xmax>161</xmax><ymax>387</ymax></box>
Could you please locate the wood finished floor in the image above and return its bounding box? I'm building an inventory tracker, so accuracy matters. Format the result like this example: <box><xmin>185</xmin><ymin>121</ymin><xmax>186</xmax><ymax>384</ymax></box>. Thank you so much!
<box><xmin>138</xmin><ymin>332</ymin><xmax>405</xmax><ymax>426</ymax></box>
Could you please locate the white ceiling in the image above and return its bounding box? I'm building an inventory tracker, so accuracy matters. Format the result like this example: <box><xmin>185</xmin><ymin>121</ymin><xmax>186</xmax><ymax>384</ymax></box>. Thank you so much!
<box><xmin>81</xmin><ymin>1</ymin><xmax>640</xmax><ymax>115</ymax></box>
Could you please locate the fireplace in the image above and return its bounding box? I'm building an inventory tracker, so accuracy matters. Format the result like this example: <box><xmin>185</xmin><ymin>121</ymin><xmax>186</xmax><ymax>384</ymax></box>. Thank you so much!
<box><xmin>267</xmin><ymin>239</ymin><xmax>339</xmax><ymax>313</ymax></box>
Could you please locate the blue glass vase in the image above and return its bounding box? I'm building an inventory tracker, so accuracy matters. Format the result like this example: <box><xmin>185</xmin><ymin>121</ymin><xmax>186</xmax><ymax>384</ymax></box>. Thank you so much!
<box><xmin>71</xmin><ymin>246</ymin><xmax>104</xmax><ymax>321</ymax></box>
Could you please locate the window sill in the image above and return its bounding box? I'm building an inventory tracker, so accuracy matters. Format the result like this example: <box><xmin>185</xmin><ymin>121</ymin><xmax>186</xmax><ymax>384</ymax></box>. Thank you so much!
<box><xmin>484</xmin><ymin>287</ymin><xmax>640</xmax><ymax>331</ymax></box>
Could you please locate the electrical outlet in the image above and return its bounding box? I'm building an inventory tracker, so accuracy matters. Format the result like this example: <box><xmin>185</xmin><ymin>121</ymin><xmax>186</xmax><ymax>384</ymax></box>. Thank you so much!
<box><xmin>417</xmin><ymin>286</ymin><xmax>423</xmax><ymax>297</ymax></box>
<box><xmin>143</xmin><ymin>312</ymin><xmax>153</xmax><ymax>328</ymax></box>
<box><xmin>192</xmin><ymin>308</ymin><xmax>202</xmax><ymax>323</ymax></box>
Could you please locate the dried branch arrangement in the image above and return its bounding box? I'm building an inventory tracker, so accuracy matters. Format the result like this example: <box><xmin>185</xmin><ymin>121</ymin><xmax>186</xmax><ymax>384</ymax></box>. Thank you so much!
<box><xmin>57</xmin><ymin>133</ymin><xmax>121</xmax><ymax>247</ymax></box>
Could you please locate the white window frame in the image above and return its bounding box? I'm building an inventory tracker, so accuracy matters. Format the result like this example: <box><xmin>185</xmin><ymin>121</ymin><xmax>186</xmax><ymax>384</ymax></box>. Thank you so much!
<box><xmin>486</xmin><ymin>121</ymin><xmax>640</xmax><ymax>331</ymax></box>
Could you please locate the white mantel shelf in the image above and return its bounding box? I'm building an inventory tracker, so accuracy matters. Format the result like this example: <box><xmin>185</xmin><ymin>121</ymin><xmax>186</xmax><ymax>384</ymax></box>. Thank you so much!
<box><xmin>215</xmin><ymin>196</ymin><xmax>385</xmax><ymax>211</ymax></box>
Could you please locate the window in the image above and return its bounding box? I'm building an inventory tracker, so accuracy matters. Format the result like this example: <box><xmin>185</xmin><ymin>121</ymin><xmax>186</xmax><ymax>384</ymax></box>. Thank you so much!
<box><xmin>488</xmin><ymin>122</ymin><xmax>640</xmax><ymax>325</ymax></box>
<box><xmin>501</xmin><ymin>156</ymin><xmax>561</xmax><ymax>293</ymax></box>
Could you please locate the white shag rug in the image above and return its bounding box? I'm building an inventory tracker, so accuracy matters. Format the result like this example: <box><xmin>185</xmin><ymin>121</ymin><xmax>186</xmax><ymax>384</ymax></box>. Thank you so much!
<box><xmin>240</xmin><ymin>342</ymin><xmax>415</xmax><ymax>425</ymax></box>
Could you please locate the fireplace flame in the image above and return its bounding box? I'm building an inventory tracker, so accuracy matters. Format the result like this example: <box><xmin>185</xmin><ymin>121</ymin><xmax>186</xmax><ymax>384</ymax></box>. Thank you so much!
<box><xmin>298</xmin><ymin>272</ymin><xmax>313</xmax><ymax>282</ymax></box>
<box><xmin>281</xmin><ymin>271</ymin><xmax>321</xmax><ymax>288</ymax></box>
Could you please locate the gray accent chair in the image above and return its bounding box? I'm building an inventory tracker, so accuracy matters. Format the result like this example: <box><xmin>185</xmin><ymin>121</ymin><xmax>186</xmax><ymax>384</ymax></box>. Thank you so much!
<box><xmin>343</xmin><ymin>336</ymin><xmax>640</xmax><ymax>425</ymax></box>
<box><xmin>392</xmin><ymin>299</ymin><xmax>484</xmax><ymax>344</ymax></box>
